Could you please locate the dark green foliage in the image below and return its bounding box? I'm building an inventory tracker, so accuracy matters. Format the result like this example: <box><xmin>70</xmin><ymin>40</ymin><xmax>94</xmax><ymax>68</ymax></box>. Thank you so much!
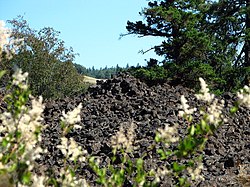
<box><xmin>129</xmin><ymin>61</ymin><xmax>168</xmax><ymax>86</ymax></box>
<box><xmin>163</xmin><ymin>61</ymin><xmax>226</xmax><ymax>92</ymax></box>
<box><xmin>74</xmin><ymin>63</ymin><xmax>88</xmax><ymax>75</ymax></box>
<box><xmin>123</xmin><ymin>0</ymin><xmax>250</xmax><ymax>93</ymax></box>
<box><xmin>1</xmin><ymin>16</ymin><xmax>87</xmax><ymax>99</ymax></box>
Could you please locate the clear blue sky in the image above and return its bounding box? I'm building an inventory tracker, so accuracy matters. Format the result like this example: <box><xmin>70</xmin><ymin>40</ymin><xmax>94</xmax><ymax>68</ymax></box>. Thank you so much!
<box><xmin>0</xmin><ymin>0</ymin><xmax>163</xmax><ymax>69</ymax></box>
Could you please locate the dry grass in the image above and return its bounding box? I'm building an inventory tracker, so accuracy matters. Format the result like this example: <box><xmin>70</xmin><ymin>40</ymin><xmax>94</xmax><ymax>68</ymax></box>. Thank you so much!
<box><xmin>80</xmin><ymin>75</ymin><xmax>106</xmax><ymax>85</ymax></box>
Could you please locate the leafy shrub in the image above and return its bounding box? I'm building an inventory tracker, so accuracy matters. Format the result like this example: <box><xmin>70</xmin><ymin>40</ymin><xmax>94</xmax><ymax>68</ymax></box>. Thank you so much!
<box><xmin>129</xmin><ymin>65</ymin><xmax>168</xmax><ymax>86</ymax></box>
<box><xmin>0</xmin><ymin>17</ymin><xmax>87</xmax><ymax>99</ymax></box>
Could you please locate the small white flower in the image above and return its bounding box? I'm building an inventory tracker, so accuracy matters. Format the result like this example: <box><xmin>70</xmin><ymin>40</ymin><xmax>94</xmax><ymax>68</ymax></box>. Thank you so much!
<box><xmin>31</xmin><ymin>174</ymin><xmax>47</xmax><ymax>187</ymax></box>
<box><xmin>187</xmin><ymin>161</ymin><xmax>204</xmax><ymax>181</ymax></box>
<box><xmin>237</xmin><ymin>85</ymin><xmax>250</xmax><ymax>108</ymax></box>
<box><xmin>57</xmin><ymin>137</ymin><xmax>68</xmax><ymax>156</ymax></box>
<box><xmin>12</xmin><ymin>69</ymin><xmax>29</xmax><ymax>86</ymax></box>
<box><xmin>57</xmin><ymin>136</ymin><xmax>87</xmax><ymax>162</ymax></box>
<box><xmin>68</xmin><ymin>138</ymin><xmax>84</xmax><ymax>161</ymax></box>
<box><xmin>178</xmin><ymin>95</ymin><xmax>197</xmax><ymax>117</ymax></box>
<box><xmin>58</xmin><ymin>168</ymin><xmax>88</xmax><ymax>186</ymax></box>
<box><xmin>157</xmin><ymin>124</ymin><xmax>179</xmax><ymax>148</ymax></box>
<box><xmin>61</xmin><ymin>103</ymin><xmax>82</xmax><ymax>125</ymax></box>
<box><xmin>195</xmin><ymin>77</ymin><xmax>215</xmax><ymax>103</ymax></box>
<box><xmin>206</xmin><ymin>98</ymin><xmax>225</xmax><ymax>126</ymax></box>
<box><xmin>158</xmin><ymin>166</ymin><xmax>170</xmax><ymax>176</ymax></box>
<box><xmin>29</xmin><ymin>96</ymin><xmax>44</xmax><ymax>120</ymax></box>
<box><xmin>194</xmin><ymin>78</ymin><xmax>226</xmax><ymax>126</ymax></box>
<box><xmin>73</xmin><ymin>124</ymin><xmax>82</xmax><ymax>129</ymax></box>
<box><xmin>110</xmin><ymin>122</ymin><xmax>136</xmax><ymax>153</ymax></box>
<box><xmin>0</xmin><ymin>161</ymin><xmax>6</xmax><ymax>170</ymax></box>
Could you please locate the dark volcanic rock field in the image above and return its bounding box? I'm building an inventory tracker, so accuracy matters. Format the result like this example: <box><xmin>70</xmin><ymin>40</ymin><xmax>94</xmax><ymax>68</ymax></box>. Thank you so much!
<box><xmin>38</xmin><ymin>73</ymin><xmax>249</xmax><ymax>186</ymax></box>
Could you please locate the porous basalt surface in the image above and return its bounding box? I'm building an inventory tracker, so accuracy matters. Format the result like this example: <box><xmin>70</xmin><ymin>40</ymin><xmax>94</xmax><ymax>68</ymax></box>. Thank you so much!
<box><xmin>4</xmin><ymin>73</ymin><xmax>250</xmax><ymax>186</ymax></box>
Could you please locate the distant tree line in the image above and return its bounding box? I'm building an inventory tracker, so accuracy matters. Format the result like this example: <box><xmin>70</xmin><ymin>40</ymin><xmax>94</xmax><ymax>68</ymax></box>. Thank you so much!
<box><xmin>74</xmin><ymin>63</ymin><xmax>131</xmax><ymax>79</ymax></box>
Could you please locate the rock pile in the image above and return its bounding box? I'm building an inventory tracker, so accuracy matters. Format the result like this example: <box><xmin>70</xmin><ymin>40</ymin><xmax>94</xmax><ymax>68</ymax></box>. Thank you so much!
<box><xmin>5</xmin><ymin>73</ymin><xmax>250</xmax><ymax>186</ymax></box>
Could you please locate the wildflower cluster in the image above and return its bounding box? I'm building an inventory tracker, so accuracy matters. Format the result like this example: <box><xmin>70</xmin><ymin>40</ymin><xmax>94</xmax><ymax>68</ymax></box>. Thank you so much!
<box><xmin>0</xmin><ymin>20</ymin><xmax>23</xmax><ymax>59</ymax></box>
<box><xmin>12</xmin><ymin>69</ymin><xmax>29</xmax><ymax>90</ymax></box>
<box><xmin>195</xmin><ymin>78</ymin><xmax>214</xmax><ymax>102</ymax></box>
<box><xmin>186</xmin><ymin>160</ymin><xmax>204</xmax><ymax>181</ymax></box>
<box><xmin>90</xmin><ymin>122</ymin><xmax>136</xmax><ymax>187</ymax></box>
<box><xmin>0</xmin><ymin>71</ymin><xmax>249</xmax><ymax>187</ymax></box>
<box><xmin>90</xmin><ymin>77</ymin><xmax>250</xmax><ymax>187</ymax></box>
<box><xmin>195</xmin><ymin>78</ymin><xmax>227</xmax><ymax>127</ymax></box>
<box><xmin>153</xmin><ymin>166</ymin><xmax>171</xmax><ymax>184</ymax></box>
<box><xmin>178</xmin><ymin>77</ymin><xmax>226</xmax><ymax>128</ymax></box>
<box><xmin>58</xmin><ymin>102</ymin><xmax>87</xmax><ymax>163</ymax></box>
<box><xmin>56</xmin><ymin>103</ymin><xmax>88</xmax><ymax>187</ymax></box>
<box><xmin>153</xmin><ymin>77</ymin><xmax>230</xmax><ymax>186</ymax></box>
<box><xmin>0</xmin><ymin>69</ymin><xmax>89</xmax><ymax>186</ymax></box>
<box><xmin>57</xmin><ymin>168</ymin><xmax>88</xmax><ymax>187</ymax></box>
<box><xmin>155</xmin><ymin>123</ymin><xmax>179</xmax><ymax>148</ymax></box>
<box><xmin>0</xmin><ymin>22</ymin><xmax>90</xmax><ymax>186</ymax></box>
<box><xmin>57</xmin><ymin>137</ymin><xmax>87</xmax><ymax>163</ymax></box>
<box><xmin>178</xmin><ymin>95</ymin><xmax>197</xmax><ymax>121</ymax></box>
<box><xmin>110</xmin><ymin>122</ymin><xmax>136</xmax><ymax>154</ymax></box>
<box><xmin>61</xmin><ymin>103</ymin><xmax>83</xmax><ymax>126</ymax></box>
<box><xmin>237</xmin><ymin>85</ymin><xmax>250</xmax><ymax>108</ymax></box>
<box><xmin>177</xmin><ymin>77</ymin><xmax>227</xmax><ymax>138</ymax></box>
<box><xmin>0</xmin><ymin>70</ymin><xmax>46</xmax><ymax>186</ymax></box>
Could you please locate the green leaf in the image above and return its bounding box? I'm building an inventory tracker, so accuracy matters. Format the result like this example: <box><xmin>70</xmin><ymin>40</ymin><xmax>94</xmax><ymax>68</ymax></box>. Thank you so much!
<box><xmin>189</xmin><ymin>125</ymin><xmax>195</xmax><ymax>136</ymax></box>
<box><xmin>89</xmin><ymin>156</ymin><xmax>95</xmax><ymax>163</ymax></box>
<box><xmin>0</xmin><ymin>70</ymin><xmax>6</xmax><ymax>79</ymax></box>
<box><xmin>2</xmin><ymin>138</ymin><xmax>9</xmax><ymax>147</ymax></box>
<box><xmin>111</xmin><ymin>154</ymin><xmax>117</xmax><ymax>163</ymax></box>
<box><xmin>22</xmin><ymin>171</ymin><xmax>31</xmax><ymax>184</ymax></box>
<box><xmin>172</xmin><ymin>162</ymin><xmax>185</xmax><ymax>172</ymax></box>
<box><xmin>230</xmin><ymin>106</ymin><xmax>238</xmax><ymax>114</ymax></box>
<box><xmin>136</xmin><ymin>158</ymin><xmax>144</xmax><ymax>169</ymax></box>
<box><xmin>165</xmin><ymin>150</ymin><xmax>172</xmax><ymax>156</ymax></box>
<box><xmin>183</xmin><ymin>137</ymin><xmax>195</xmax><ymax>151</ymax></box>
<box><xmin>178</xmin><ymin>177</ymin><xmax>188</xmax><ymax>186</ymax></box>
<box><xmin>187</xmin><ymin>161</ymin><xmax>194</xmax><ymax>167</ymax></box>
<box><xmin>9</xmin><ymin>163</ymin><xmax>17</xmax><ymax>172</ymax></box>
<box><xmin>18</xmin><ymin>143</ymin><xmax>26</xmax><ymax>154</ymax></box>
<box><xmin>155</xmin><ymin>133</ymin><xmax>161</xmax><ymax>143</ymax></box>
<box><xmin>126</xmin><ymin>159</ymin><xmax>133</xmax><ymax>175</ymax></box>
<box><xmin>199</xmin><ymin>137</ymin><xmax>208</xmax><ymax>150</ymax></box>
<box><xmin>201</xmin><ymin>119</ymin><xmax>207</xmax><ymax>131</ymax></box>
<box><xmin>187</xmin><ymin>115</ymin><xmax>193</xmax><ymax>122</ymax></box>
<box><xmin>69</xmin><ymin>168</ymin><xmax>75</xmax><ymax>177</ymax></box>
<box><xmin>157</xmin><ymin>149</ymin><xmax>167</xmax><ymax>160</ymax></box>
<box><xmin>1</xmin><ymin>155</ymin><xmax>9</xmax><ymax>165</ymax></box>
<box><xmin>47</xmin><ymin>178</ymin><xmax>59</xmax><ymax>186</ymax></box>
<box><xmin>97</xmin><ymin>168</ymin><xmax>106</xmax><ymax>178</ymax></box>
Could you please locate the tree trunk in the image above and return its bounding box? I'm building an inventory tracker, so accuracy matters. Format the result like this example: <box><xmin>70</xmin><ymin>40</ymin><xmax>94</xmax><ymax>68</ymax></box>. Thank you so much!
<box><xmin>245</xmin><ymin>0</ymin><xmax>250</xmax><ymax>67</ymax></box>
<box><xmin>242</xmin><ymin>0</ymin><xmax>250</xmax><ymax>85</ymax></box>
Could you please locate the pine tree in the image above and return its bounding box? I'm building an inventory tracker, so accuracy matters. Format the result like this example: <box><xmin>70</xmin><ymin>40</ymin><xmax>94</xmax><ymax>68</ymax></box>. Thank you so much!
<box><xmin>124</xmin><ymin>0</ymin><xmax>250</xmax><ymax>92</ymax></box>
